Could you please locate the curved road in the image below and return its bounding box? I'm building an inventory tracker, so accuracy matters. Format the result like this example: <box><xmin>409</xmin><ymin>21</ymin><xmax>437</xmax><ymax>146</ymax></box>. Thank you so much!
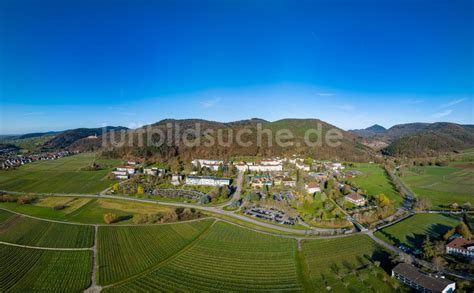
<box><xmin>0</xmin><ymin>189</ymin><xmax>335</xmax><ymax>235</ymax></box>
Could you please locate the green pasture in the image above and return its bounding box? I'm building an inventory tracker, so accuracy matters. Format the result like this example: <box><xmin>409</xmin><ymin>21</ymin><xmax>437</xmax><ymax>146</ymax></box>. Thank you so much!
<box><xmin>375</xmin><ymin>214</ymin><xmax>460</xmax><ymax>249</ymax></box>
<box><xmin>0</xmin><ymin>153</ymin><xmax>121</xmax><ymax>194</ymax></box>
<box><xmin>348</xmin><ymin>163</ymin><xmax>403</xmax><ymax>206</ymax></box>
<box><xmin>401</xmin><ymin>164</ymin><xmax>473</xmax><ymax>209</ymax></box>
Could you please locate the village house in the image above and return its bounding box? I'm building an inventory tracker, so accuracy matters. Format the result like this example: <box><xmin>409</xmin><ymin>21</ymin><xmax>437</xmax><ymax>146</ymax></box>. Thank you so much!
<box><xmin>112</xmin><ymin>170</ymin><xmax>129</xmax><ymax>180</ymax></box>
<box><xmin>250</xmin><ymin>175</ymin><xmax>273</xmax><ymax>188</ymax></box>
<box><xmin>295</xmin><ymin>162</ymin><xmax>310</xmax><ymax>172</ymax></box>
<box><xmin>344</xmin><ymin>193</ymin><xmax>366</xmax><ymax>206</ymax></box>
<box><xmin>235</xmin><ymin>163</ymin><xmax>249</xmax><ymax>172</ymax></box>
<box><xmin>392</xmin><ymin>263</ymin><xmax>455</xmax><ymax>293</ymax></box>
<box><xmin>248</xmin><ymin>163</ymin><xmax>283</xmax><ymax>172</ymax></box>
<box><xmin>192</xmin><ymin>159</ymin><xmax>224</xmax><ymax>171</ymax></box>
<box><xmin>446</xmin><ymin>238</ymin><xmax>474</xmax><ymax>258</ymax></box>
<box><xmin>307</xmin><ymin>172</ymin><xmax>328</xmax><ymax>181</ymax></box>
<box><xmin>171</xmin><ymin>174</ymin><xmax>183</xmax><ymax>186</ymax></box>
<box><xmin>116</xmin><ymin>166</ymin><xmax>137</xmax><ymax>175</ymax></box>
<box><xmin>185</xmin><ymin>176</ymin><xmax>231</xmax><ymax>186</ymax></box>
<box><xmin>326</xmin><ymin>162</ymin><xmax>345</xmax><ymax>171</ymax></box>
<box><xmin>282</xmin><ymin>178</ymin><xmax>297</xmax><ymax>187</ymax></box>
<box><xmin>143</xmin><ymin>167</ymin><xmax>164</xmax><ymax>176</ymax></box>
<box><xmin>305</xmin><ymin>182</ymin><xmax>321</xmax><ymax>194</ymax></box>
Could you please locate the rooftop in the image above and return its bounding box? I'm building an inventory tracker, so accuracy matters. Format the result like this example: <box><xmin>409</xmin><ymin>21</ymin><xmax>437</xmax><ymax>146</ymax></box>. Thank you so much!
<box><xmin>392</xmin><ymin>263</ymin><xmax>454</xmax><ymax>292</ymax></box>
<box><xmin>345</xmin><ymin>193</ymin><xmax>364</xmax><ymax>201</ymax></box>
<box><xmin>446</xmin><ymin>238</ymin><xmax>474</xmax><ymax>250</ymax></box>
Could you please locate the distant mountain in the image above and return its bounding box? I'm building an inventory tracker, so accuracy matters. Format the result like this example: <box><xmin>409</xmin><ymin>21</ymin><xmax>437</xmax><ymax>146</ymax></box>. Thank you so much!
<box><xmin>42</xmin><ymin>126</ymin><xmax>128</xmax><ymax>150</ymax></box>
<box><xmin>94</xmin><ymin>118</ymin><xmax>374</xmax><ymax>162</ymax></box>
<box><xmin>382</xmin><ymin>122</ymin><xmax>474</xmax><ymax>157</ymax></box>
<box><xmin>18</xmin><ymin>131</ymin><xmax>62</xmax><ymax>139</ymax></box>
<box><xmin>350</xmin><ymin>124</ymin><xmax>387</xmax><ymax>138</ymax></box>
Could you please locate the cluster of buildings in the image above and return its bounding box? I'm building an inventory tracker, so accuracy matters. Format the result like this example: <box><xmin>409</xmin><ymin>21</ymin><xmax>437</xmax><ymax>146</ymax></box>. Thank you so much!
<box><xmin>235</xmin><ymin>159</ymin><xmax>284</xmax><ymax>172</ymax></box>
<box><xmin>248</xmin><ymin>173</ymin><xmax>297</xmax><ymax>188</ymax></box>
<box><xmin>191</xmin><ymin>159</ymin><xmax>224</xmax><ymax>171</ymax></box>
<box><xmin>112</xmin><ymin>161</ymin><xmax>165</xmax><ymax>180</ymax></box>
<box><xmin>0</xmin><ymin>151</ymin><xmax>78</xmax><ymax>170</ymax></box>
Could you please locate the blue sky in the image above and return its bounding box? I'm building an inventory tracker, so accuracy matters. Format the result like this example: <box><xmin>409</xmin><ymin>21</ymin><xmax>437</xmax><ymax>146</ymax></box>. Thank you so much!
<box><xmin>0</xmin><ymin>0</ymin><xmax>472</xmax><ymax>134</ymax></box>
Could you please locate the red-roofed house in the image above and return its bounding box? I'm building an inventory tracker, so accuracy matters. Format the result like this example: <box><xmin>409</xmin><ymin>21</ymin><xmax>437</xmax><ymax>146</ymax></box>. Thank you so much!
<box><xmin>446</xmin><ymin>238</ymin><xmax>474</xmax><ymax>258</ymax></box>
<box><xmin>344</xmin><ymin>193</ymin><xmax>366</xmax><ymax>206</ymax></box>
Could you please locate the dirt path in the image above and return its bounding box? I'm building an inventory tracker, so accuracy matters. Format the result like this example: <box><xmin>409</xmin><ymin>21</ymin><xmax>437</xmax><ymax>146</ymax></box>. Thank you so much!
<box><xmin>0</xmin><ymin>240</ymin><xmax>91</xmax><ymax>251</ymax></box>
<box><xmin>84</xmin><ymin>225</ymin><xmax>101</xmax><ymax>293</ymax></box>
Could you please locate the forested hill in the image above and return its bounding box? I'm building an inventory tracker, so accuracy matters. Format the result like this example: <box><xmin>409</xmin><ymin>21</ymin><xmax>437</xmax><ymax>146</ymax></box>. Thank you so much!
<box><xmin>90</xmin><ymin>118</ymin><xmax>374</xmax><ymax>162</ymax></box>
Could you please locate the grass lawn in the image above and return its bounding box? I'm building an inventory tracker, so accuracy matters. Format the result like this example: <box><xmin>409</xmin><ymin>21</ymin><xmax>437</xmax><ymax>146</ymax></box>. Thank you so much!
<box><xmin>401</xmin><ymin>163</ymin><xmax>473</xmax><ymax>209</ymax></box>
<box><xmin>300</xmin><ymin>235</ymin><xmax>401</xmax><ymax>292</ymax></box>
<box><xmin>375</xmin><ymin>214</ymin><xmax>460</xmax><ymax>250</ymax></box>
<box><xmin>348</xmin><ymin>163</ymin><xmax>403</xmax><ymax>206</ymax></box>
<box><xmin>105</xmin><ymin>221</ymin><xmax>302</xmax><ymax>291</ymax></box>
<box><xmin>0</xmin><ymin>153</ymin><xmax>121</xmax><ymax>194</ymax></box>
<box><xmin>0</xmin><ymin>244</ymin><xmax>92</xmax><ymax>292</ymax></box>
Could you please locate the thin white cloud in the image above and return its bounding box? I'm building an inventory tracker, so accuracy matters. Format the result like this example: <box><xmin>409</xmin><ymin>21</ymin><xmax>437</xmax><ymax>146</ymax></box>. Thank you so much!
<box><xmin>433</xmin><ymin>109</ymin><xmax>453</xmax><ymax>119</ymax></box>
<box><xmin>338</xmin><ymin>104</ymin><xmax>355</xmax><ymax>112</ymax></box>
<box><xmin>200</xmin><ymin>97</ymin><xmax>221</xmax><ymax>108</ymax></box>
<box><xmin>403</xmin><ymin>99</ymin><xmax>423</xmax><ymax>104</ymax></box>
<box><xmin>315</xmin><ymin>93</ymin><xmax>336</xmax><ymax>97</ymax></box>
<box><xmin>23</xmin><ymin>112</ymin><xmax>45</xmax><ymax>116</ymax></box>
<box><xmin>117</xmin><ymin>112</ymin><xmax>136</xmax><ymax>116</ymax></box>
<box><xmin>441</xmin><ymin>98</ymin><xmax>467</xmax><ymax>108</ymax></box>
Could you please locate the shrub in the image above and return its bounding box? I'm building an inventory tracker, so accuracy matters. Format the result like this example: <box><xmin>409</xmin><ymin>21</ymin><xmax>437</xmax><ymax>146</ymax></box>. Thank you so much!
<box><xmin>17</xmin><ymin>195</ymin><xmax>35</xmax><ymax>205</ymax></box>
<box><xmin>103</xmin><ymin>213</ymin><xmax>118</xmax><ymax>224</ymax></box>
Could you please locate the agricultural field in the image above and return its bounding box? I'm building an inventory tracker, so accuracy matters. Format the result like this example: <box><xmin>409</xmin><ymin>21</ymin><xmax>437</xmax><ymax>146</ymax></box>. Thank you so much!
<box><xmin>0</xmin><ymin>209</ymin><xmax>94</xmax><ymax>248</ymax></box>
<box><xmin>0</xmin><ymin>244</ymin><xmax>92</xmax><ymax>292</ymax></box>
<box><xmin>0</xmin><ymin>153</ymin><xmax>121</xmax><ymax>194</ymax></box>
<box><xmin>348</xmin><ymin>163</ymin><xmax>403</xmax><ymax>206</ymax></box>
<box><xmin>105</xmin><ymin>221</ymin><xmax>302</xmax><ymax>291</ymax></box>
<box><xmin>375</xmin><ymin>214</ymin><xmax>460</xmax><ymax>249</ymax></box>
<box><xmin>98</xmin><ymin>219</ymin><xmax>213</xmax><ymax>285</ymax></box>
<box><xmin>0</xmin><ymin>197</ymin><xmax>174</xmax><ymax>224</ymax></box>
<box><xmin>400</xmin><ymin>163</ymin><xmax>473</xmax><ymax>209</ymax></box>
<box><xmin>300</xmin><ymin>235</ymin><xmax>400</xmax><ymax>292</ymax></box>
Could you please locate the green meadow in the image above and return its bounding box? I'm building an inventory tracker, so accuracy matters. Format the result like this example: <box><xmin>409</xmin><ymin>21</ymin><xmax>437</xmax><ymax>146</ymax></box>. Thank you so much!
<box><xmin>348</xmin><ymin>163</ymin><xmax>403</xmax><ymax>206</ymax></box>
<box><xmin>401</xmin><ymin>162</ymin><xmax>473</xmax><ymax>209</ymax></box>
<box><xmin>375</xmin><ymin>214</ymin><xmax>460</xmax><ymax>249</ymax></box>
<box><xmin>0</xmin><ymin>153</ymin><xmax>121</xmax><ymax>194</ymax></box>
<box><xmin>0</xmin><ymin>197</ymin><xmax>174</xmax><ymax>224</ymax></box>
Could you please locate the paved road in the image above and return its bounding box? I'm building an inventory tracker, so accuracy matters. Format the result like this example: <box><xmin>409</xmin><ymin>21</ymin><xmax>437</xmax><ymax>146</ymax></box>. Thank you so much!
<box><xmin>1</xmin><ymin>190</ymin><xmax>337</xmax><ymax>235</ymax></box>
